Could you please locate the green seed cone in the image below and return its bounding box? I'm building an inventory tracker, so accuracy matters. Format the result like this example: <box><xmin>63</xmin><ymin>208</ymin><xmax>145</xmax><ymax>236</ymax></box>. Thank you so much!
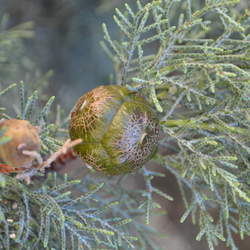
<box><xmin>69</xmin><ymin>85</ymin><xmax>159</xmax><ymax>175</ymax></box>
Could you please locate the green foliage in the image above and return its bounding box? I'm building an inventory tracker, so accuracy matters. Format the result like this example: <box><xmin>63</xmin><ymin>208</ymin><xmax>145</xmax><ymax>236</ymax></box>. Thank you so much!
<box><xmin>0</xmin><ymin>173</ymin><xmax>156</xmax><ymax>249</ymax></box>
<box><xmin>1</xmin><ymin>0</ymin><xmax>250</xmax><ymax>249</ymax></box>
<box><xmin>102</xmin><ymin>0</ymin><xmax>250</xmax><ymax>249</ymax></box>
<box><xmin>0</xmin><ymin>13</ymin><xmax>159</xmax><ymax>248</ymax></box>
<box><xmin>0</xmin><ymin>82</ymin><xmax>161</xmax><ymax>249</ymax></box>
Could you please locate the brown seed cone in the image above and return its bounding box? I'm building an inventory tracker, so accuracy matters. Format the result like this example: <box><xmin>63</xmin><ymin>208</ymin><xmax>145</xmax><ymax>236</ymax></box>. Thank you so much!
<box><xmin>0</xmin><ymin>119</ymin><xmax>41</xmax><ymax>169</ymax></box>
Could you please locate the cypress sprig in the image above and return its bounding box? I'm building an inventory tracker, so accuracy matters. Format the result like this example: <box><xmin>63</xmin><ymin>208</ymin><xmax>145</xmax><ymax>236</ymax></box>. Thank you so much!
<box><xmin>1</xmin><ymin>0</ymin><xmax>250</xmax><ymax>249</ymax></box>
<box><xmin>102</xmin><ymin>0</ymin><xmax>250</xmax><ymax>249</ymax></box>
<box><xmin>0</xmin><ymin>83</ymin><xmax>160</xmax><ymax>249</ymax></box>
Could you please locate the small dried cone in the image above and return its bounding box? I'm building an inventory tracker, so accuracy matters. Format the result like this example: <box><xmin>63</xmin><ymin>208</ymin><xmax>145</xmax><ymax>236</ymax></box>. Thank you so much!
<box><xmin>0</xmin><ymin>119</ymin><xmax>41</xmax><ymax>169</ymax></box>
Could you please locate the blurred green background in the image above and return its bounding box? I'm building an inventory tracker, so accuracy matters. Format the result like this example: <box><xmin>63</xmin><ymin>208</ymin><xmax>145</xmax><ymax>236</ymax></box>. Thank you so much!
<box><xmin>1</xmin><ymin>0</ymin><xmax>135</xmax><ymax>111</ymax></box>
<box><xmin>1</xmin><ymin>0</ymin><xmax>250</xmax><ymax>249</ymax></box>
